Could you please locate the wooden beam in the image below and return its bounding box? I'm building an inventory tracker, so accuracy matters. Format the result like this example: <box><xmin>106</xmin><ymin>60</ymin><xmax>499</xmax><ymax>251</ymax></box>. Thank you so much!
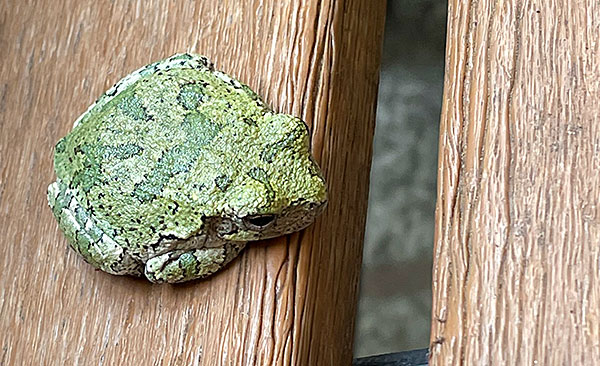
<box><xmin>431</xmin><ymin>1</ymin><xmax>600</xmax><ymax>364</ymax></box>
<box><xmin>0</xmin><ymin>1</ymin><xmax>385</xmax><ymax>364</ymax></box>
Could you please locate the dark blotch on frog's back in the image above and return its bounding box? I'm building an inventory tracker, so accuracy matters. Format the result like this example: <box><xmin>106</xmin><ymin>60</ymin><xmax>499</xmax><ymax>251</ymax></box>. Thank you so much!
<box><xmin>248</xmin><ymin>167</ymin><xmax>270</xmax><ymax>186</ymax></box>
<box><xmin>132</xmin><ymin>112</ymin><xmax>222</xmax><ymax>203</ymax></box>
<box><xmin>214</xmin><ymin>175</ymin><xmax>232</xmax><ymax>192</ymax></box>
<box><xmin>118</xmin><ymin>94</ymin><xmax>148</xmax><ymax>120</ymax></box>
<box><xmin>177</xmin><ymin>83</ymin><xmax>208</xmax><ymax>110</ymax></box>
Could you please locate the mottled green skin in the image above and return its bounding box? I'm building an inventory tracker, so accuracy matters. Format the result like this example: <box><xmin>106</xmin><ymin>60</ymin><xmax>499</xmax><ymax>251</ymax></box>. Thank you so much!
<box><xmin>48</xmin><ymin>53</ymin><xmax>327</xmax><ymax>283</ymax></box>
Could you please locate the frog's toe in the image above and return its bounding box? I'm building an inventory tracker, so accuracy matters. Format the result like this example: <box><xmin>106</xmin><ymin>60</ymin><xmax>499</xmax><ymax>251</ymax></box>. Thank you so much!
<box><xmin>144</xmin><ymin>242</ymin><xmax>246</xmax><ymax>283</ymax></box>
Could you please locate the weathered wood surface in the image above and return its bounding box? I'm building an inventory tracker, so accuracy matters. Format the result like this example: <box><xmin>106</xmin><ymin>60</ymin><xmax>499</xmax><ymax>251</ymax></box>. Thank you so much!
<box><xmin>0</xmin><ymin>1</ymin><xmax>385</xmax><ymax>364</ymax></box>
<box><xmin>431</xmin><ymin>1</ymin><xmax>600</xmax><ymax>364</ymax></box>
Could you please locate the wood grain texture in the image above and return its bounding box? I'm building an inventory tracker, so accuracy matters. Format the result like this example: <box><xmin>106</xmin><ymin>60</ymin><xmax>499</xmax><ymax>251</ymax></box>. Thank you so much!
<box><xmin>0</xmin><ymin>1</ymin><xmax>385</xmax><ymax>364</ymax></box>
<box><xmin>430</xmin><ymin>0</ymin><xmax>600</xmax><ymax>364</ymax></box>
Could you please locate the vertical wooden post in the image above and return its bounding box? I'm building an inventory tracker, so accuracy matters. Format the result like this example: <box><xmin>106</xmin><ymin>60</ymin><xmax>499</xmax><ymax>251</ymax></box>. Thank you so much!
<box><xmin>0</xmin><ymin>1</ymin><xmax>385</xmax><ymax>364</ymax></box>
<box><xmin>431</xmin><ymin>1</ymin><xmax>600</xmax><ymax>364</ymax></box>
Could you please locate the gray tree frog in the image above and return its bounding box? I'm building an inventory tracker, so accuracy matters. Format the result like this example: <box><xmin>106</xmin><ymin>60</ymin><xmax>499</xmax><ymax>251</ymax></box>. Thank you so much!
<box><xmin>47</xmin><ymin>53</ymin><xmax>327</xmax><ymax>283</ymax></box>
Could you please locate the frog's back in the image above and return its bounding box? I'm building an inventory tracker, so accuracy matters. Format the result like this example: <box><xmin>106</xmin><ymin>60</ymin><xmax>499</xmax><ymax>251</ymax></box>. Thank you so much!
<box><xmin>52</xmin><ymin>53</ymin><xmax>271</xmax><ymax>245</ymax></box>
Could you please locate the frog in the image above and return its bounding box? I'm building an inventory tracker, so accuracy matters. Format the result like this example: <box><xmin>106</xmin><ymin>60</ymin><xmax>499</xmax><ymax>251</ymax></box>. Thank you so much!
<box><xmin>47</xmin><ymin>53</ymin><xmax>327</xmax><ymax>283</ymax></box>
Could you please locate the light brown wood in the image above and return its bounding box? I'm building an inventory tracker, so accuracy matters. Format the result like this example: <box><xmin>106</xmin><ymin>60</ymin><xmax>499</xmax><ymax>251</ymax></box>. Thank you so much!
<box><xmin>0</xmin><ymin>1</ymin><xmax>385</xmax><ymax>364</ymax></box>
<box><xmin>431</xmin><ymin>1</ymin><xmax>600</xmax><ymax>364</ymax></box>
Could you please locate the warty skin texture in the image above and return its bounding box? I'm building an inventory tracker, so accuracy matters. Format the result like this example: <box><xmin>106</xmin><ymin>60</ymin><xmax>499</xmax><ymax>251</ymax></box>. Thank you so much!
<box><xmin>48</xmin><ymin>53</ymin><xmax>327</xmax><ymax>283</ymax></box>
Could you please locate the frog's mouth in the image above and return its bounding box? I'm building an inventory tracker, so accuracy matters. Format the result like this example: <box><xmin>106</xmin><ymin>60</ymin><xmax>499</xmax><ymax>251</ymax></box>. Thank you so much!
<box><xmin>263</xmin><ymin>199</ymin><xmax>327</xmax><ymax>237</ymax></box>
<box><xmin>214</xmin><ymin>199</ymin><xmax>327</xmax><ymax>242</ymax></box>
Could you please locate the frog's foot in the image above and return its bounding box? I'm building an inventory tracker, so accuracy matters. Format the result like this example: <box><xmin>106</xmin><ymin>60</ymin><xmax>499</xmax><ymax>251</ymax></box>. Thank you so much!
<box><xmin>144</xmin><ymin>242</ymin><xmax>246</xmax><ymax>283</ymax></box>
<box><xmin>48</xmin><ymin>181</ymin><xmax>144</xmax><ymax>277</ymax></box>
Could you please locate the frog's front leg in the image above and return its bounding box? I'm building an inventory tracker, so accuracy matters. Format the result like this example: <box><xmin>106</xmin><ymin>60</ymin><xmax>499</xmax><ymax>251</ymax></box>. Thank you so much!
<box><xmin>145</xmin><ymin>241</ymin><xmax>246</xmax><ymax>283</ymax></box>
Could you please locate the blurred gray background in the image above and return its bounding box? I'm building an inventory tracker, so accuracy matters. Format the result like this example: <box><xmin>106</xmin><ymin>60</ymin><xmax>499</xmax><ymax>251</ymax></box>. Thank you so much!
<box><xmin>353</xmin><ymin>0</ymin><xmax>447</xmax><ymax>357</ymax></box>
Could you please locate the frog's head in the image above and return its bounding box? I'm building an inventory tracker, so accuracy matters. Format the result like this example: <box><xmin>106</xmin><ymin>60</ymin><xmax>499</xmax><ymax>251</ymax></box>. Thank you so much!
<box><xmin>217</xmin><ymin>113</ymin><xmax>327</xmax><ymax>242</ymax></box>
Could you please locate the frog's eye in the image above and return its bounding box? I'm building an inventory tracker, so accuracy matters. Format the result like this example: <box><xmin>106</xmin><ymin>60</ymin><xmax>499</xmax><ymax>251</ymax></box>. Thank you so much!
<box><xmin>243</xmin><ymin>214</ymin><xmax>275</xmax><ymax>230</ymax></box>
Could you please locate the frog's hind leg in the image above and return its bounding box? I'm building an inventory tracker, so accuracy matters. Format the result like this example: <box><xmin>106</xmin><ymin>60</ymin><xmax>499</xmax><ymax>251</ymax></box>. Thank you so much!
<box><xmin>144</xmin><ymin>242</ymin><xmax>246</xmax><ymax>283</ymax></box>
<box><xmin>48</xmin><ymin>181</ymin><xmax>144</xmax><ymax>277</ymax></box>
